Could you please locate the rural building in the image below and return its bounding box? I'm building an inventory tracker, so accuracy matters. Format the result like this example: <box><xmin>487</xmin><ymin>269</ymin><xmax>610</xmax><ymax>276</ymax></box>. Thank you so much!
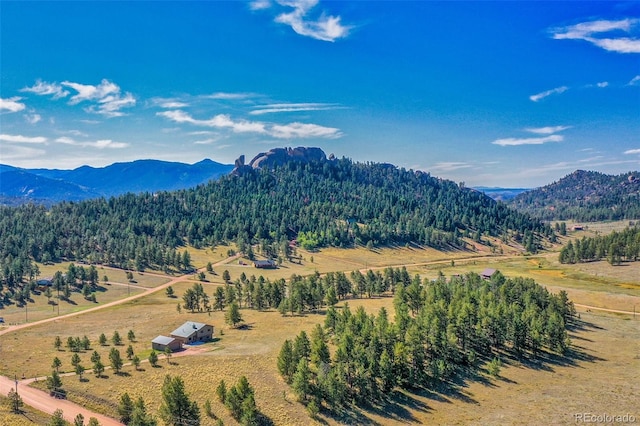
<box><xmin>151</xmin><ymin>335</ymin><xmax>182</xmax><ymax>352</ymax></box>
<box><xmin>572</xmin><ymin>225</ymin><xmax>584</xmax><ymax>231</ymax></box>
<box><xmin>481</xmin><ymin>268</ymin><xmax>497</xmax><ymax>279</ymax></box>
<box><xmin>254</xmin><ymin>259</ymin><xmax>277</xmax><ymax>269</ymax></box>
<box><xmin>36</xmin><ymin>277</ymin><xmax>53</xmax><ymax>290</ymax></box>
<box><xmin>170</xmin><ymin>321</ymin><xmax>214</xmax><ymax>345</ymax></box>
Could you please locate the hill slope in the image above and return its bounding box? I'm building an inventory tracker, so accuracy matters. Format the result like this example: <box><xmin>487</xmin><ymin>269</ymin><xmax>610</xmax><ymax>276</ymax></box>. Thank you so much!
<box><xmin>0</xmin><ymin>147</ymin><xmax>552</xmax><ymax>271</ymax></box>
<box><xmin>509</xmin><ymin>170</ymin><xmax>640</xmax><ymax>221</ymax></box>
<box><xmin>0</xmin><ymin>159</ymin><xmax>233</xmax><ymax>205</ymax></box>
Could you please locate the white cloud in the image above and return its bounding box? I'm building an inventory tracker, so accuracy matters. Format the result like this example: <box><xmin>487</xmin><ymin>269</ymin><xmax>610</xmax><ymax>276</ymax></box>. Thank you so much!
<box><xmin>628</xmin><ymin>75</ymin><xmax>640</xmax><ymax>86</ymax></box>
<box><xmin>430</xmin><ymin>162</ymin><xmax>473</xmax><ymax>172</ymax></box>
<box><xmin>250</xmin><ymin>102</ymin><xmax>343</xmax><ymax>115</ymax></box>
<box><xmin>194</xmin><ymin>138</ymin><xmax>220</xmax><ymax>145</ymax></box>
<box><xmin>492</xmin><ymin>135</ymin><xmax>564</xmax><ymax>146</ymax></box>
<box><xmin>57</xmin><ymin>79</ymin><xmax>136</xmax><ymax>117</ymax></box>
<box><xmin>596</xmin><ymin>81</ymin><xmax>609</xmax><ymax>88</ymax></box>
<box><xmin>206</xmin><ymin>92</ymin><xmax>255</xmax><ymax>100</ymax></box>
<box><xmin>20</xmin><ymin>80</ymin><xmax>69</xmax><ymax>99</ymax></box>
<box><xmin>551</xmin><ymin>18</ymin><xmax>640</xmax><ymax>54</ymax></box>
<box><xmin>24</xmin><ymin>113</ymin><xmax>42</xmax><ymax>124</ymax></box>
<box><xmin>529</xmin><ymin>86</ymin><xmax>569</xmax><ymax>102</ymax></box>
<box><xmin>274</xmin><ymin>0</ymin><xmax>351</xmax><ymax>42</ymax></box>
<box><xmin>157</xmin><ymin>109</ymin><xmax>342</xmax><ymax>139</ymax></box>
<box><xmin>250</xmin><ymin>0</ymin><xmax>272</xmax><ymax>10</ymax></box>
<box><xmin>62</xmin><ymin>79</ymin><xmax>120</xmax><ymax>104</ymax></box>
<box><xmin>161</xmin><ymin>101</ymin><xmax>189</xmax><ymax>108</ymax></box>
<box><xmin>524</xmin><ymin>125</ymin><xmax>572</xmax><ymax>135</ymax></box>
<box><xmin>0</xmin><ymin>133</ymin><xmax>48</xmax><ymax>144</ymax></box>
<box><xmin>158</xmin><ymin>110</ymin><xmax>267</xmax><ymax>134</ymax></box>
<box><xmin>0</xmin><ymin>97</ymin><xmax>27</xmax><ymax>112</ymax></box>
<box><xmin>55</xmin><ymin>136</ymin><xmax>129</xmax><ymax>149</ymax></box>
<box><xmin>0</xmin><ymin>145</ymin><xmax>47</xmax><ymax>162</ymax></box>
<box><xmin>624</xmin><ymin>148</ymin><xmax>640</xmax><ymax>155</ymax></box>
<box><xmin>270</xmin><ymin>122</ymin><xmax>342</xmax><ymax>139</ymax></box>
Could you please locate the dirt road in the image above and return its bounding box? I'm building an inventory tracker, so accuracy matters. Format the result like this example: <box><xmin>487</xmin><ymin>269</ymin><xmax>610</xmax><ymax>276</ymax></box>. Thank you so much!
<box><xmin>0</xmin><ymin>375</ymin><xmax>123</xmax><ymax>425</ymax></box>
<box><xmin>0</xmin><ymin>254</ymin><xmax>240</xmax><ymax>422</ymax></box>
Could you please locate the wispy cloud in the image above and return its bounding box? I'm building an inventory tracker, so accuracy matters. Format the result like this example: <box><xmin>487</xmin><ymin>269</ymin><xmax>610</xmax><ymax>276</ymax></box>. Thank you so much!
<box><xmin>0</xmin><ymin>145</ymin><xmax>46</xmax><ymax>161</ymax></box>
<box><xmin>0</xmin><ymin>97</ymin><xmax>27</xmax><ymax>113</ymax></box>
<box><xmin>193</xmin><ymin>138</ymin><xmax>221</xmax><ymax>145</ymax></box>
<box><xmin>430</xmin><ymin>162</ymin><xmax>473</xmax><ymax>172</ymax></box>
<box><xmin>206</xmin><ymin>92</ymin><xmax>256</xmax><ymax>100</ymax></box>
<box><xmin>0</xmin><ymin>133</ymin><xmax>48</xmax><ymax>144</ymax></box>
<box><xmin>624</xmin><ymin>148</ymin><xmax>640</xmax><ymax>155</ymax></box>
<box><xmin>274</xmin><ymin>0</ymin><xmax>352</xmax><ymax>42</ymax></box>
<box><xmin>529</xmin><ymin>86</ymin><xmax>569</xmax><ymax>102</ymax></box>
<box><xmin>157</xmin><ymin>109</ymin><xmax>342</xmax><ymax>139</ymax></box>
<box><xmin>250</xmin><ymin>0</ymin><xmax>272</xmax><ymax>10</ymax></box>
<box><xmin>551</xmin><ymin>18</ymin><xmax>640</xmax><ymax>54</ymax></box>
<box><xmin>21</xmin><ymin>80</ymin><xmax>69</xmax><ymax>99</ymax></box>
<box><xmin>270</xmin><ymin>122</ymin><xmax>342</xmax><ymax>138</ymax></box>
<box><xmin>55</xmin><ymin>136</ymin><xmax>129</xmax><ymax>149</ymax></box>
<box><xmin>628</xmin><ymin>75</ymin><xmax>640</xmax><ymax>86</ymax></box>
<box><xmin>254</xmin><ymin>0</ymin><xmax>351</xmax><ymax>42</ymax></box>
<box><xmin>524</xmin><ymin>125</ymin><xmax>572</xmax><ymax>135</ymax></box>
<box><xmin>60</xmin><ymin>79</ymin><xmax>136</xmax><ymax>117</ymax></box>
<box><xmin>24</xmin><ymin>113</ymin><xmax>42</xmax><ymax>124</ymax></box>
<box><xmin>250</xmin><ymin>102</ymin><xmax>343</xmax><ymax>115</ymax></box>
<box><xmin>492</xmin><ymin>135</ymin><xmax>563</xmax><ymax>146</ymax></box>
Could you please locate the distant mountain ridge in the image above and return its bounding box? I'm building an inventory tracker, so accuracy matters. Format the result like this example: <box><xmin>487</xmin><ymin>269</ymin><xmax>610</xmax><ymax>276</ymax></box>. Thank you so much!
<box><xmin>472</xmin><ymin>186</ymin><xmax>530</xmax><ymax>201</ymax></box>
<box><xmin>0</xmin><ymin>159</ymin><xmax>234</xmax><ymax>205</ymax></box>
<box><xmin>508</xmin><ymin>169</ymin><xmax>640</xmax><ymax>221</ymax></box>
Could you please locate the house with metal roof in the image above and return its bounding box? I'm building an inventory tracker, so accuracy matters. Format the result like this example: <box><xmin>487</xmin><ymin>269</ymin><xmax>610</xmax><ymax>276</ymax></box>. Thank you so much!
<box><xmin>151</xmin><ymin>335</ymin><xmax>182</xmax><ymax>352</ymax></box>
<box><xmin>169</xmin><ymin>321</ymin><xmax>214</xmax><ymax>345</ymax></box>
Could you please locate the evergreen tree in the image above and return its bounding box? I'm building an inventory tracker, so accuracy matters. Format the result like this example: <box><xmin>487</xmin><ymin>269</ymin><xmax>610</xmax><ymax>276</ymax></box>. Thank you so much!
<box><xmin>159</xmin><ymin>375</ymin><xmax>201</xmax><ymax>426</ymax></box>
<box><xmin>118</xmin><ymin>392</ymin><xmax>134</xmax><ymax>424</ymax></box>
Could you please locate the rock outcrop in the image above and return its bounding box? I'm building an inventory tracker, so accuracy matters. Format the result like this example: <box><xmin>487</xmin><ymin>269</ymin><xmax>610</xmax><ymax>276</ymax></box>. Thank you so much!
<box><xmin>232</xmin><ymin>147</ymin><xmax>329</xmax><ymax>175</ymax></box>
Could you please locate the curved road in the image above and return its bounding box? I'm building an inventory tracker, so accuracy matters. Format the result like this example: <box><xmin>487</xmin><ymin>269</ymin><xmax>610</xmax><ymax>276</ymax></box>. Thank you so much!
<box><xmin>0</xmin><ymin>254</ymin><xmax>240</xmax><ymax>424</ymax></box>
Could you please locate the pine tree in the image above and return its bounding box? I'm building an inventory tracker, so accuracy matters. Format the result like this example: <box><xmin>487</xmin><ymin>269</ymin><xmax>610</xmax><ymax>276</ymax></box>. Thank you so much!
<box><xmin>118</xmin><ymin>392</ymin><xmax>134</xmax><ymax>424</ymax></box>
<box><xmin>159</xmin><ymin>375</ymin><xmax>201</xmax><ymax>426</ymax></box>
<box><xmin>225</xmin><ymin>302</ymin><xmax>243</xmax><ymax>328</ymax></box>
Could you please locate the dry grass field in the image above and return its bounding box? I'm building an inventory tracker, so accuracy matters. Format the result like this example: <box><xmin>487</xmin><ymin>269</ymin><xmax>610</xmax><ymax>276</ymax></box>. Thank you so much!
<box><xmin>0</xmin><ymin>395</ymin><xmax>51</xmax><ymax>425</ymax></box>
<box><xmin>1</xmin><ymin>235</ymin><xmax>639</xmax><ymax>425</ymax></box>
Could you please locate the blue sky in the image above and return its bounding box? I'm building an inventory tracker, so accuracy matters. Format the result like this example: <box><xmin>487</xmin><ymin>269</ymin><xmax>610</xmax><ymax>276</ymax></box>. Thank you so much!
<box><xmin>1</xmin><ymin>1</ymin><xmax>639</xmax><ymax>187</ymax></box>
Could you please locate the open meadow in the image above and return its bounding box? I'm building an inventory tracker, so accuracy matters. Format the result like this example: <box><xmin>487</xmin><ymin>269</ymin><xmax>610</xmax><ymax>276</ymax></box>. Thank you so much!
<box><xmin>1</xmin><ymin>239</ymin><xmax>639</xmax><ymax>425</ymax></box>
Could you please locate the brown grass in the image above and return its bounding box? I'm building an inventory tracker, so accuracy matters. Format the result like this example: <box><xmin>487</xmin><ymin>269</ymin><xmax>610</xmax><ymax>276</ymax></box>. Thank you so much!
<box><xmin>2</xmin><ymin>233</ymin><xmax>639</xmax><ymax>425</ymax></box>
<box><xmin>0</xmin><ymin>395</ymin><xmax>51</xmax><ymax>425</ymax></box>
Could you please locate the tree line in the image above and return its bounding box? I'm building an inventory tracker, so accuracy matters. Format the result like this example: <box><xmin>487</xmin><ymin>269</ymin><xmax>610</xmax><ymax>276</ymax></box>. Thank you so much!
<box><xmin>559</xmin><ymin>226</ymin><xmax>640</xmax><ymax>265</ymax></box>
<box><xmin>277</xmin><ymin>271</ymin><xmax>574</xmax><ymax>412</ymax></box>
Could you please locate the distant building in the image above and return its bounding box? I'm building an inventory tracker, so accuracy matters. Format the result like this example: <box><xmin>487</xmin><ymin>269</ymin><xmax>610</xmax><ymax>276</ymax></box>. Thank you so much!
<box><xmin>151</xmin><ymin>335</ymin><xmax>182</xmax><ymax>352</ymax></box>
<box><xmin>253</xmin><ymin>259</ymin><xmax>277</xmax><ymax>269</ymax></box>
<box><xmin>170</xmin><ymin>321</ymin><xmax>214</xmax><ymax>345</ymax></box>
<box><xmin>572</xmin><ymin>225</ymin><xmax>584</xmax><ymax>231</ymax></box>
<box><xmin>481</xmin><ymin>268</ymin><xmax>497</xmax><ymax>280</ymax></box>
<box><xmin>36</xmin><ymin>277</ymin><xmax>53</xmax><ymax>290</ymax></box>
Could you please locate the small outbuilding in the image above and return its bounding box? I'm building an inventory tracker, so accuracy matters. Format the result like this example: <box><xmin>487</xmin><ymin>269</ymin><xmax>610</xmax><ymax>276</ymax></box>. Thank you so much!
<box><xmin>151</xmin><ymin>335</ymin><xmax>182</xmax><ymax>352</ymax></box>
<box><xmin>170</xmin><ymin>321</ymin><xmax>214</xmax><ymax>345</ymax></box>
<box><xmin>254</xmin><ymin>259</ymin><xmax>277</xmax><ymax>269</ymax></box>
<box><xmin>480</xmin><ymin>268</ymin><xmax>497</xmax><ymax>280</ymax></box>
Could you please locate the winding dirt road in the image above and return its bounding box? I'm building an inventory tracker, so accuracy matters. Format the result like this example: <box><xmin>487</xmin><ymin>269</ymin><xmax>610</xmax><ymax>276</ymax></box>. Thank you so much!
<box><xmin>0</xmin><ymin>255</ymin><xmax>240</xmax><ymax>424</ymax></box>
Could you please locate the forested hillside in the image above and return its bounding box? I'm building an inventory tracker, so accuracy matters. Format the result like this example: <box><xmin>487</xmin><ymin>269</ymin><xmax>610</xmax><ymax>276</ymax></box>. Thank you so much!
<box><xmin>0</xmin><ymin>155</ymin><xmax>552</xmax><ymax>282</ymax></box>
<box><xmin>509</xmin><ymin>170</ymin><xmax>640</xmax><ymax>221</ymax></box>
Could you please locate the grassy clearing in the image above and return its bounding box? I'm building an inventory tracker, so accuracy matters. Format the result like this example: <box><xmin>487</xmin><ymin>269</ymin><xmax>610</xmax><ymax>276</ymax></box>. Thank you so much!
<box><xmin>0</xmin><ymin>395</ymin><xmax>51</xmax><ymax>425</ymax></box>
<box><xmin>2</xmin><ymin>233</ymin><xmax>639</xmax><ymax>425</ymax></box>
<box><xmin>0</xmin><ymin>282</ymin><xmax>145</xmax><ymax>326</ymax></box>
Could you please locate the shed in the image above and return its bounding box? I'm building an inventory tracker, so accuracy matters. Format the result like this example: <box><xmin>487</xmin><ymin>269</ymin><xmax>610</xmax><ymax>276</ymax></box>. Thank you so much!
<box><xmin>480</xmin><ymin>268</ymin><xmax>497</xmax><ymax>279</ymax></box>
<box><xmin>170</xmin><ymin>321</ymin><xmax>214</xmax><ymax>345</ymax></box>
<box><xmin>254</xmin><ymin>259</ymin><xmax>277</xmax><ymax>269</ymax></box>
<box><xmin>151</xmin><ymin>335</ymin><xmax>182</xmax><ymax>352</ymax></box>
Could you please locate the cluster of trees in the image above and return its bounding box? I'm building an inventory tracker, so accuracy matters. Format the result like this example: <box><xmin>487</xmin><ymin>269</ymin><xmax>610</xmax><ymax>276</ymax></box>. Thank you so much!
<box><xmin>119</xmin><ymin>393</ymin><xmax>156</xmax><ymax>425</ymax></box>
<box><xmin>510</xmin><ymin>170</ymin><xmax>640</xmax><ymax>221</ymax></box>
<box><xmin>0</xmin><ymin>158</ymin><xmax>552</xmax><ymax>274</ymax></box>
<box><xmin>559</xmin><ymin>226</ymin><xmax>640</xmax><ymax>265</ymax></box>
<box><xmin>216</xmin><ymin>376</ymin><xmax>260</xmax><ymax>425</ymax></box>
<box><xmin>0</xmin><ymin>262</ymin><xmax>103</xmax><ymax>310</ymax></box>
<box><xmin>277</xmin><ymin>272</ymin><xmax>574</xmax><ymax>411</ymax></box>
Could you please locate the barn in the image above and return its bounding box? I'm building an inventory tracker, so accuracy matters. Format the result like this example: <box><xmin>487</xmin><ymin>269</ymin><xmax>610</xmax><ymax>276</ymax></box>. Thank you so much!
<box><xmin>151</xmin><ymin>335</ymin><xmax>182</xmax><ymax>352</ymax></box>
